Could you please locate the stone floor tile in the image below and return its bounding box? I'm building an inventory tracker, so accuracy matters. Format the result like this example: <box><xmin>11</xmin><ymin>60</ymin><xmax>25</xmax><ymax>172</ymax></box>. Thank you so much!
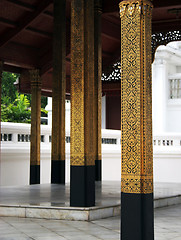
<box><xmin>34</xmin><ymin>237</ymin><xmax>66</xmax><ymax>240</ymax></box>
<box><xmin>97</xmin><ymin>233</ymin><xmax>120</xmax><ymax>239</ymax></box>
<box><xmin>0</xmin><ymin>235</ymin><xmax>31</xmax><ymax>240</ymax></box>
<box><xmin>0</xmin><ymin>204</ymin><xmax>181</xmax><ymax>240</ymax></box>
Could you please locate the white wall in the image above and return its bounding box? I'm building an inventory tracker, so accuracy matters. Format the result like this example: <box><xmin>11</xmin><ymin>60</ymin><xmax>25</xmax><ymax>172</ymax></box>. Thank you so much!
<box><xmin>153</xmin><ymin>42</ymin><xmax>181</xmax><ymax>133</ymax></box>
<box><xmin>2</xmin><ymin>123</ymin><xmax>181</xmax><ymax>186</ymax></box>
<box><xmin>152</xmin><ymin>57</ymin><xmax>168</xmax><ymax>133</ymax></box>
<box><xmin>102</xmin><ymin>95</ymin><xmax>106</xmax><ymax>129</ymax></box>
<box><xmin>0</xmin><ymin>123</ymin><xmax>121</xmax><ymax>186</ymax></box>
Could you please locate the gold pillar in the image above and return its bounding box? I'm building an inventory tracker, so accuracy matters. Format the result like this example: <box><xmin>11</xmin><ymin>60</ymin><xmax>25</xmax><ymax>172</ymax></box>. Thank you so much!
<box><xmin>119</xmin><ymin>1</ymin><xmax>154</xmax><ymax>239</ymax></box>
<box><xmin>94</xmin><ymin>0</ymin><xmax>102</xmax><ymax>181</ymax></box>
<box><xmin>51</xmin><ymin>0</ymin><xmax>66</xmax><ymax>184</ymax></box>
<box><xmin>70</xmin><ymin>0</ymin><xmax>95</xmax><ymax>207</ymax></box>
<box><xmin>30</xmin><ymin>69</ymin><xmax>41</xmax><ymax>185</ymax></box>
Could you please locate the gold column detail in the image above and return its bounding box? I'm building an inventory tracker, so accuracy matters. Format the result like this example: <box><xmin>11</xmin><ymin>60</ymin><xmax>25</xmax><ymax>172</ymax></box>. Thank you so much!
<box><xmin>30</xmin><ymin>69</ymin><xmax>41</xmax><ymax>166</ymax></box>
<box><xmin>94</xmin><ymin>0</ymin><xmax>102</xmax><ymax>163</ymax></box>
<box><xmin>119</xmin><ymin>0</ymin><xmax>153</xmax><ymax>194</ymax></box>
<box><xmin>71</xmin><ymin>0</ymin><xmax>95</xmax><ymax>166</ymax></box>
<box><xmin>51</xmin><ymin>0</ymin><xmax>66</xmax><ymax>166</ymax></box>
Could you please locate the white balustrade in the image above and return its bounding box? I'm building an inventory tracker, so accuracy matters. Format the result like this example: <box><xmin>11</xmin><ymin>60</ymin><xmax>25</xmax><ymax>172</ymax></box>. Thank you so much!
<box><xmin>0</xmin><ymin>122</ymin><xmax>121</xmax><ymax>146</ymax></box>
<box><xmin>1</xmin><ymin>122</ymin><xmax>181</xmax><ymax>186</ymax></box>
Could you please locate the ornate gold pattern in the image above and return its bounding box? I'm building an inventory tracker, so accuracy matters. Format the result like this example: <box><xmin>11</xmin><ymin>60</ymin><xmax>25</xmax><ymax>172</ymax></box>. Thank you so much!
<box><xmin>71</xmin><ymin>0</ymin><xmax>95</xmax><ymax>166</ymax></box>
<box><xmin>30</xmin><ymin>69</ymin><xmax>41</xmax><ymax>166</ymax></box>
<box><xmin>119</xmin><ymin>0</ymin><xmax>153</xmax><ymax>194</ymax></box>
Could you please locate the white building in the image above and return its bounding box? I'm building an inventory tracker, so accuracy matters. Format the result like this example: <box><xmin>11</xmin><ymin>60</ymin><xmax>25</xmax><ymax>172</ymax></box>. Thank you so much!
<box><xmin>152</xmin><ymin>41</ymin><xmax>181</xmax><ymax>133</ymax></box>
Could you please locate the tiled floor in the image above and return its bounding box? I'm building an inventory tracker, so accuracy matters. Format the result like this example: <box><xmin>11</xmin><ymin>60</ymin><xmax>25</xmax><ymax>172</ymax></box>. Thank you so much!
<box><xmin>154</xmin><ymin>204</ymin><xmax>181</xmax><ymax>240</ymax></box>
<box><xmin>0</xmin><ymin>204</ymin><xmax>181</xmax><ymax>240</ymax></box>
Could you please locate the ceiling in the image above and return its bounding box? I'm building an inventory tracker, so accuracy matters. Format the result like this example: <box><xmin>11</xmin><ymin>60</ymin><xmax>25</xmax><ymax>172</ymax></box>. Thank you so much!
<box><xmin>1</xmin><ymin>0</ymin><xmax>181</xmax><ymax>95</ymax></box>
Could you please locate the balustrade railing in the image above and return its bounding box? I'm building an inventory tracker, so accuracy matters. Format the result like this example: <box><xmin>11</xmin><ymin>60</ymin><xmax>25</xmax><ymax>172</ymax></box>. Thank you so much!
<box><xmin>153</xmin><ymin>133</ymin><xmax>181</xmax><ymax>147</ymax></box>
<box><xmin>1</xmin><ymin>123</ymin><xmax>181</xmax><ymax>185</ymax></box>
<box><xmin>0</xmin><ymin>122</ymin><xmax>121</xmax><ymax>146</ymax></box>
<box><xmin>2</xmin><ymin>122</ymin><xmax>181</xmax><ymax>149</ymax></box>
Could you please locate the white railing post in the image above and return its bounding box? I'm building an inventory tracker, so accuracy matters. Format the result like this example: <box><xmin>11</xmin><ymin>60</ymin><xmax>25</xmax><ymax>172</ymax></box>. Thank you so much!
<box><xmin>12</xmin><ymin>133</ymin><xmax>18</xmax><ymax>143</ymax></box>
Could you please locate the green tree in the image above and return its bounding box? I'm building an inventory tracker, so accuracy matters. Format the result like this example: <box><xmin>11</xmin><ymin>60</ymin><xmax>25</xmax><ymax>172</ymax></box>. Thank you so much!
<box><xmin>1</xmin><ymin>72</ymin><xmax>48</xmax><ymax>123</ymax></box>
<box><xmin>1</xmin><ymin>93</ymin><xmax>31</xmax><ymax>123</ymax></box>
<box><xmin>2</xmin><ymin>72</ymin><xmax>19</xmax><ymax>102</ymax></box>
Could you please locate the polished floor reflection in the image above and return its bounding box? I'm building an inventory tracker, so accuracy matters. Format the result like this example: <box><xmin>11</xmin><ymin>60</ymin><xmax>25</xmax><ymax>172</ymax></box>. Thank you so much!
<box><xmin>0</xmin><ymin>182</ymin><xmax>181</xmax><ymax>207</ymax></box>
<box><xmin>0</xmin><ymin>181</ymin><xmax>121</xmax><ymax>207</ymax></box>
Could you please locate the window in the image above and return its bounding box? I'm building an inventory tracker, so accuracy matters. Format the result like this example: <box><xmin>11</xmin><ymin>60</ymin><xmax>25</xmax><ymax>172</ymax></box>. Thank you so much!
<box><xmin>169</xmin><ymin>78</ymin><xmax>181</xmax><ymax>99</ymax></box>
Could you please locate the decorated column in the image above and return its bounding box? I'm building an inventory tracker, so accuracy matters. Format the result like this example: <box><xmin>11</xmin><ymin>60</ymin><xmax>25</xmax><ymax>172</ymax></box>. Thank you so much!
<box><xmin>94</xmin><ymin>0</ymin><xmax>102</xmax><ymax>181</ymax></box>
<box><xmin>30</xmin><ymin>69</ymin><xmax>41</xmax><ymax>184</ymax></box>
<box><xmin>51</xmin><ymin>0</ymin><xmax>66</xmax><ymax>184</ymax></box>
<box><xmin>70</xmin><ymin>0</ymin><xmax>95</xmax><ymax>207</ymax></box>
<box><xmin>119</xmin><ymin>1</ymin><xmax>154</xmax><ymax>239</ymax></box>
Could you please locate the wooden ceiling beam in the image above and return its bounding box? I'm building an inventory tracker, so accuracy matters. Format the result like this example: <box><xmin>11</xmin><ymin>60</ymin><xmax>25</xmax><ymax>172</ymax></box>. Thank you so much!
<box><xmin>0</xmin><ymin>42</ymin><xmax>38</xmax><ymax>69</ymax></box>
<box><xmin>153</xmin><ymin>1</ymin><xmax>181</xmax><ymax>8</ymax></box>
<box><xmin>102</xmin><ymin>0</ymin><xmax>120</xmax><ymax>13</ymax></box>
<box><xmin>103</xmin><ymin>47</ymin><xmax>121</xmax><ymax>70</ymax></box>
<box><xmin>0</xmin><ymin>0</ymin><xmax>52</xmax><ymax>48</ymax></box>
<box><xmin>0</xmin><ymin>17</ymin><xmax>52</xmax><ymax>39</ymax></box>
<box><xmin>152</xmin><ymin>19</ymin><xmax>181</xmax><ymax>32</ymax></box>
<box><xmin>6</xmin><ymin>0</ymin><xmax>53</xmax><ymax>18</ymax></box>
<box><xmin>102</xmin><ymin>18</ymin><xmax>120</xmax><ymax>42</ymax></box>
<box><xmin>6</xmin><ymin>0</ymin><xmax>38</xmax><ymax>11</ymax></box>
<box><xmin>0</xmin><ymin>17</ymin><xmax>16</xmax><ymax>27</ymax></box>
<box><xmin>2</xmin><ymin>64</ymin><xmax>23</xmax><ymax>74</ymax></box>
<box><xmin>39</xmin><ymin>18</ymin><xmax>71</xmax><ymax>76</ymax></box>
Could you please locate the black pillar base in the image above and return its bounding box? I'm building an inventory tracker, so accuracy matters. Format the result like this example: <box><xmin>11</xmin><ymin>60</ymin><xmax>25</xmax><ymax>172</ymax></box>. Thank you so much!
<box><xmin>70</xmin><ymin>165</ymin><xmax>95</xmax><ymax>207</ymax></box>
<box><xmin>30</xmin><ymin>165</ymin><xmax>40</xmax><ymax>184</ymax></box>
<box><xmin>95</xmin><ymin>160</ymin><xmax>101</xmax><ymax>181</ymax></box>
<box><xmin>121</xmin><ymin>192</ymin><xmax>154</xmax><ymax>240</ymax></box>
<box><xmin>51</xmin><ymin>160</ymin><xmax>65</xmax><ymax>184</ymax></box>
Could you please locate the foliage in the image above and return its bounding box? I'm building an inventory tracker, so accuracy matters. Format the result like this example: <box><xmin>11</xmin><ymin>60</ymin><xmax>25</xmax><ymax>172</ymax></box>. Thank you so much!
<box><xmin>41</xmin><ymin>96</ymin><xmax>47</xmax><ymax>109</ymax></box>
<box><xmin>1</xmin><ymin>72</ymin><xmax>48</xmax><ymax>123</ymax></box>
<box><xmin>1</xmin><ymin>93</ymin><xmax>31</xmax><ymax>123</ymax></box>
<box><xmin>2</xmin><ymin>72</ymin><xmax>19</xmax><ymax>102</ymax></box>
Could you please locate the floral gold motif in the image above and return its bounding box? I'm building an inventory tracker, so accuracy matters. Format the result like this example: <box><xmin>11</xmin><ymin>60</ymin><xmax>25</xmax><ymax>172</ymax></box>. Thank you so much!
<box><xmin>119</xmin><ymin>0</ymin><xmax>153</xmax><ymax>194</ymax></box>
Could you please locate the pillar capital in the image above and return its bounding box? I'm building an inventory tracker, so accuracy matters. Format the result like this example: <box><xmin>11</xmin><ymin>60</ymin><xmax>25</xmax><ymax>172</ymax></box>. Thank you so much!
<box><xmin>29</xmin><ymin>69</ymin><xmax>41</xmax><ymax>88</ymax></box>
<box><xmin>94</xmin><ymin>0</ymin><xmax>102</xmax><ymax>14</ymax></box>
<box><xmin>119</xmin><ymin>0</ymin><xmax>152</xmax><ymax>18</ymax></box>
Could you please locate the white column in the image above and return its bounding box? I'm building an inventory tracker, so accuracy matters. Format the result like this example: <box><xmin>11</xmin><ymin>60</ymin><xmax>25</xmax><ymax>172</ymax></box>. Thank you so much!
<box><xmin>152</xmin><ymin>57</ymin><xmax>168</xmax><ymax>133</ymax></box>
